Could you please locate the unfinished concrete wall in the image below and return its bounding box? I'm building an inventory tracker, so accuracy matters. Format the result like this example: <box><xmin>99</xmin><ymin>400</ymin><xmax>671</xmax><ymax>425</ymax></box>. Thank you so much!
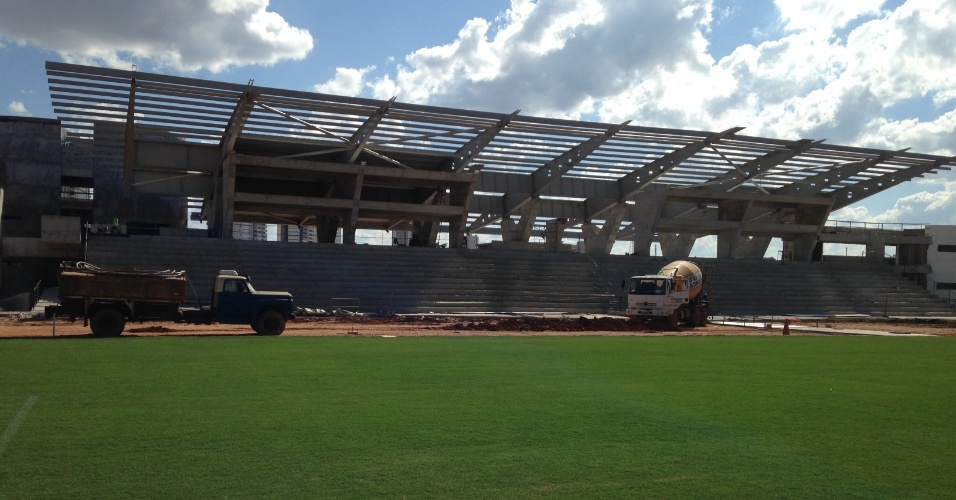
<box><xmin>90</xmin><ymin>122</ymin><xmax>186</xmax><ymax>229</ymax></box>
<box><xmin>0</xmin><ymin>118</ymin><xmax>67</xmax><ymax>299</ymax></box>
<box><xmin>0</xmin><ymin>117</ymin><xmax>62</xmax><ymax>238</ymax></box>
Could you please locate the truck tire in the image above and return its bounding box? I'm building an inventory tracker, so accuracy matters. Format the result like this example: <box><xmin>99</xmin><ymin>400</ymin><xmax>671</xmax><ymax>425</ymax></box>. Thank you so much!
<box><xmin>698</xmin><ymin>308</ymin><xmax>709</xmax><ymax>327</ymax></box>
<box><xmin>685</xmin><ymin>308</ymin><xmax>700</xmax><ymax>327</ymax></box>
<box><xmin>254</xmin><ymin>310</ymin><xmax>286</xmax><ymax>336</ymax></box>
<box><xmin>668</xmin><ymin>311</ymin><xmax>680</xmax><ymax>329</ymax></box>
<box><xmin>90</xmin><ymin>307</ymin><xmax>126</xmax><ymax>337</ymax></box>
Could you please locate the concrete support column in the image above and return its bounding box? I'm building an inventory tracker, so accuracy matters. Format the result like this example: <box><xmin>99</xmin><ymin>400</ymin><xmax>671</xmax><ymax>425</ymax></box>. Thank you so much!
<box><xmin>621</xmin><ymin>185</ymin><xmax>669</xmax><ymax>256</ymax></box>
<box><xmin>207</xmin><ymin>168</ymin><xmax>222</xmax><ymax>237</ymax></box>
<box><xmin>447</xmin><ymin>183</ymin><xmax>473</xmax><ymax>249</ymax></box>
<box><xmin>409</xmin><ymin>221</ymin><xmax>437</xmax><ymax>247</ymax></box>
<box><xmin>220</xmin><ymin>157</ymin><xmax>236</xmax><ymax>239</ymax></box>
<box><xmin>341</xmin><ymin>168</ymin><xmax>364</xmax><ymax>245</ymax></box>
<box><xmin>736</xmin><ymin>236</ymin><xmax>773</xmax><ymax>259</ymax></box>
<box><xmin>716</xmin><ymin>200</ymin><xmax>751</xmax><ymax>259</ymax></box>
<box><xmin>543</xmin><ymin>218</ymin><xmax>574</xmax><ymax>251</ymax></box>
<box><xmin>659</xmin><ymin>233</ymin><xmax>696</xmax><ymax>259</ymax></box>
<box><xmin>716</xmin><ymin>230</ymin><xmax>739</xmax><ymax>259</ymax></box>
<box><xmin>792</xmin><ymin>204</ymin><xmax>832</xmax><ymax>262</ymax></box>
<box><xmin>315</xmin><ymin>216</ymin><xmax>340</xmax><ymax>243</ymax></box>
<box><xmin>501</xmin><ymin>202</ymin><xmax>541</xmax><ymax>242</ymax></box>
<box><xmin>792</xmin><ymin>234</ymin><xmax>819</xmax><ymax>262</ymax></box>
<box><xmin>582</xmin><ymin>205</ymin><xmax>627</xmax><ymax>254</ymax></box>
<box><xmin>865</xmin><ymin>235</ymin><xmax>887</xmax><ymax>263</ymax></box>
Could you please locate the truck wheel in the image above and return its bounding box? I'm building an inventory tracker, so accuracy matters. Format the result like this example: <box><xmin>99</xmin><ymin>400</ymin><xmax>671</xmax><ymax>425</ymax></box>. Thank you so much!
<box><xmin>90</xmin><ymin>307</ymin><xmax>126</xmax><ymax>337</ymax></box>
<box><xmin>668</xmin><ymin>311</ymin><xmax>679</xmax><ymax>329</ymax></box>
<box><xmin>686</xmin><ymin>309</ymin><xmax>700</xmax><ymax>327</ymax></box>
<box><xmin>254</xmin><ymin>310</ymin><xmax>286</xmax><ymax>336</ymax></box>
<box><xmin>698</xmin><ymin>309</ymin><xmax>709</xmax><ymax>327</ymax></box>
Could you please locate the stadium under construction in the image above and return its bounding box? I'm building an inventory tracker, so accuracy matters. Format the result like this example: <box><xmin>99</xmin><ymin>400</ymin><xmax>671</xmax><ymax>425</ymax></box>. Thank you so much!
<box><xmin>0</xmin><ymin>61</ymin><xmax>954</xmax><ymax>315</ymax></box>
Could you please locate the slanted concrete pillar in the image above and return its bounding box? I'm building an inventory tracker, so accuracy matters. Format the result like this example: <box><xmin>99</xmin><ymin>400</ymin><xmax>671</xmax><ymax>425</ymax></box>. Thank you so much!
<box><xmin>544</xmin><ymin>218</ymin><xmax>573</xmax><ymax>251</ymax></box>
<box><xmin>499</xmin><ymin>215</ymin><xmax>520</xmax><ymax>242</ymax></box>
<box><xmin>501</xmin><ymin>202</ymin><xmax>541</xmax><ymax>242</ymax></box>
<box><xmin>792</xmin><ymin>235</ymin><xmax>819</xmax><ymax>262</ymax></box>
<box><xmin>792</xmin><ymin>204</ymin><xmax>831</xmax><ymax>262</ymax></box>
<box><xmin>736</xmin><ymin>236</ymin><xmax>773</xmax><ymax>259</ymax></box>
<box><xmin>659</xmin><ymin>233</ymin><xmax>696</xmax><ymax>259</ymax></box>
<box><xmin>715</xmin><ymin>200</ymin><xmax>750</xmax><ymax>259</ymax></box>
<box><xmin>580</xmin><ymin>223</ymin><xmax>601</xmax><ymax>253</ymax></box>
<box><xmin>315</xmin><ymin>215</ymin><xmax>340</xmax><ymax>243</ymax></box>
<box><xmin>582</xmin><ymin>205</ymin><xmax>627</xmax><ymax>254</ymax></box>
<box><xmin>409</xmin><ymin>220</ymin><xmax>437</xmax><ymax>247</ymax></box>
<box><xmin>623</xmin><ymin>185</ymin><xmax>668</xmax><ymax>256</ymax></box>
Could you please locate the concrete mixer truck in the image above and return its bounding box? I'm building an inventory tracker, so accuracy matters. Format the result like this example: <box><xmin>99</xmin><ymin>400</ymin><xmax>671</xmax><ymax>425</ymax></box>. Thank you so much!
<box><xmin>625</xmin><ymin>260</ymin><xmax>709</xmax><ymax>328</ymax></box>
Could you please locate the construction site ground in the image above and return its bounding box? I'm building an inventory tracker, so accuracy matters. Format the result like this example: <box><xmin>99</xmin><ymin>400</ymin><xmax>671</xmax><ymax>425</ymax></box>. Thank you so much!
<box><xmin>1</xmin><ymin>314</ymin><xmax>954</xmax><ymax>338</ymax></box>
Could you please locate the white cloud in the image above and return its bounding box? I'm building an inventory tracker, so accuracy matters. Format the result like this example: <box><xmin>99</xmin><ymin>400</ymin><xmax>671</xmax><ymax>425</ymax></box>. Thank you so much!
<box><xmin>326</xmin><ymin>0</ymin><xmax>714</xmax><ymax>118</ymax></box>
<box><xmin>0</xmin><ymin>0</ymin><xmax>312</xmax><ymax>72</ymax></box>
<box><xmin>774</xmin><ymin>0</ymin><xmax>886</xmax><ymax>34</ymax></box>
<box><xmin>314</xmin><ymin>0</ymin><xmax>953</xmax><ymax>158</ymax></box>
<box><xmin>7</xmin><ymin>101</ymin><xmax>30</xmax><ymax>115</ymax></box>
<box><xmin>831</xmin><ymin>176</ymin><xmax>956</xmax><ymax>225</ymax></box>
<box><xmin>314</xmin><ymin>67</ymin><xmax>375</xmax><ymax>96</ymax></box>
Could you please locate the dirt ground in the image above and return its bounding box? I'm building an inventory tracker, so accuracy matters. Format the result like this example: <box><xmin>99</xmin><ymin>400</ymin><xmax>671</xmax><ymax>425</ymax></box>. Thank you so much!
<box><xmin>1</xmin><ymin>314</ymin><xmax>953</xmax><ymax>338</ymax></box>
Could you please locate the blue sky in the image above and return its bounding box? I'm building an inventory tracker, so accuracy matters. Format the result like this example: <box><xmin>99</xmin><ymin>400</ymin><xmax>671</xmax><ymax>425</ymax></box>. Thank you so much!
<box><xmin>1</xmin><ymin>0</ymin><xmax>954</xmax><ymax>252</ymax></box>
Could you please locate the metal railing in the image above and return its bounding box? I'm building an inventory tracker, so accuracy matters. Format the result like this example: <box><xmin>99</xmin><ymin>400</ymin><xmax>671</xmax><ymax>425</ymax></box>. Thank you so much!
<box><xmin>925</xmin><ymin>275</ymin><xmax>956</xmax><ymax>308</ymax></box>
<box><xmin>825</xmin><ymin>220</ymin><xmax>927</xmax><ymax>233</ymax></box>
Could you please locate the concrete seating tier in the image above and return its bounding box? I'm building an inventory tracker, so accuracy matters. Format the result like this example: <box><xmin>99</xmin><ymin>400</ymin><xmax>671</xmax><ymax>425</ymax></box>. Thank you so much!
<box><xmin>84</xmin><ymin>236</ymin><xmax>956</xmax><ymax>317</ymax></box>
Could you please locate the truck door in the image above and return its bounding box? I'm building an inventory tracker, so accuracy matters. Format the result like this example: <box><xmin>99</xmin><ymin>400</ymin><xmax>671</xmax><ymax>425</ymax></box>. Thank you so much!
<box><xmin>216</xmin><ymin>278</ymin><xmax>255</xmax><ymax>324</ymax></box>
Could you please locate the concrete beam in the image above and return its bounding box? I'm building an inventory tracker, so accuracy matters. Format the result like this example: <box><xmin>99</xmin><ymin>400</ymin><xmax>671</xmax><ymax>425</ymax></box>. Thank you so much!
<box><xmin>221</xmin><ymin>89</ymin><xmax>257</xmax><ymax>157</ymax></box>
<box><xmin>234</xmin><ymin>192</ymin><xmax>468</xmax><ymax>219</ymax></box>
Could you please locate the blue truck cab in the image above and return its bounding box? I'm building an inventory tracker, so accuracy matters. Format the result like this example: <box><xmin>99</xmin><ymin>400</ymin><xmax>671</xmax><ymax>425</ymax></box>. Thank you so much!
<box><xmin>212</xmin><ymin>270</ymin><xmax>295</xmax><ymax>335</ymax></box>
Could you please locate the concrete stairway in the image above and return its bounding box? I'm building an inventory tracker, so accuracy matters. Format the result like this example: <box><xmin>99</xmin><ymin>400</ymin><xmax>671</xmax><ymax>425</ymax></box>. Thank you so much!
<box><xmin>84</xmin><ymin>235</ymin><xmax>956</xmax><ymax>317</ymax></box>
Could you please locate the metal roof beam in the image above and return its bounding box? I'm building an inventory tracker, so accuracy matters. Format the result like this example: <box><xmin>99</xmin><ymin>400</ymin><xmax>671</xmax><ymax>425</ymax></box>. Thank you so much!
<box><xmin>829</xmin><ymin>157</ymin><xmax>953</xmax><ymax>210</ymax></box>
<box><xmin>778</xmin><ymin>149</ymin><xmax>907</xmax><ymax>196</ymax></box>
<box><xmin>705</xmin><ymin>138</ymin><xmax>823</xmax><ymax>192</ymax></box>
<box><xmin>347</xmin><ymin>96</ymin><xmax>395</xmax><ymax>164</ymax></box>
<box><xmin>255</xmin><ymin>101</ymin><xmax>412</xmax><ymax>169</ymax></box>
<box><xmin>529</xmin><ymin>121</ymin><xmax>630</xmax><ymax>200</ymax></box>
<box><xmin>443</xmin><ymin>110</ymin><xmax>519</xmax><ymax>172</ymax></box>
<box><xmin>617</xmin><ymin>126</ymin><xmax>743</xmax><ymax>200</ymax></box>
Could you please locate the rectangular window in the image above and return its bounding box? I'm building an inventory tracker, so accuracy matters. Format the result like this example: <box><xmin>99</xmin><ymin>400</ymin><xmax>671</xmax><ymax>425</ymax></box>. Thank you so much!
<box><xmin>60</xmin><ymin>176</ymin><xmax>94</xmax><ymax>201</ymax></box>
<box><xmin>937</xmin><ymin>283</ymin><xmax>956</xmax><ymax>290</ymax></box>
<box><xmin>938</xmin><ymin>244</ymin><xmax>956</xmax><ymax>253</ymax></box>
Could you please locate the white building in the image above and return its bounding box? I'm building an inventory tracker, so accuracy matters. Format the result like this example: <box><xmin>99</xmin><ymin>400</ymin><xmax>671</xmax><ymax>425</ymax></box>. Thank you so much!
<box><xmin>233</xmin><ymin>222</ymin><xmax>269</xmax><ymax>241</ymax></box>
<box><xmin>926</xmin><ymin>225</ymin><xmax>956</xmax><ymax>305</ymax></box>
<box><xmin>280</xmin><ymin>224</ymin><xmax>317</xmax><ymax>243</ymax></box>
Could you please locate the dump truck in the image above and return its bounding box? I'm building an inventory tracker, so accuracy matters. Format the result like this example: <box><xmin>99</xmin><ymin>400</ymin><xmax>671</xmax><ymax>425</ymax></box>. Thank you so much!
<box><xmin>625</xmin><ymin>260</ymin><xmax>709</xmax><ymax>327</ymax></box>
<box><xmin>56</xmin><ymin>261</ymin><xmax>295</xmax><ymax>337</ymax></box>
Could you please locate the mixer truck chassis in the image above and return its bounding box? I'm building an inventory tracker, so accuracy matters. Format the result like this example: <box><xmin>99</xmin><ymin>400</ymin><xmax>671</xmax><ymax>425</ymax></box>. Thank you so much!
<box><xmin>625</xmin><ymin>260</ymin><xmax>709</xmax><ymax>328</ymax></box>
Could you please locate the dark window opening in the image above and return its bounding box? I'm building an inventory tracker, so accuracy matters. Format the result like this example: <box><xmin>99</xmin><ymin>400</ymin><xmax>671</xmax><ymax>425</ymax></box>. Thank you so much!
<box><xmin>61</xmin><ymin>175</ymin><xmax>94</xmax><ymax>201</ymax></box>
<box><xmin>937</xmin><ymin>282</ymin><xmax>956</xmax><ymax>290</ymax></box>
<box><xmin>938</xmin><ymin>244</ymin><xmax>956</xmax><ymax>253</ymax></box>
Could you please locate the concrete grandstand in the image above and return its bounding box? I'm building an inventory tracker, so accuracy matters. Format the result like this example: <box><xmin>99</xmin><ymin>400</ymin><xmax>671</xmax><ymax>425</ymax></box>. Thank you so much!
<box><xmin>1</xmin><ymin>61</ymin><xmax>954</xmax><ymax>314</ymax></box>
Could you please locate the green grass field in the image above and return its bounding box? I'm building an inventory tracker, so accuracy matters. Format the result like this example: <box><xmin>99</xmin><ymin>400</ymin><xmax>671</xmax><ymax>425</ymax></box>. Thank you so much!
<box><xmin>1</xmin><ymin>336</ymin><xmax>954</xmax><ymax>498</ymax></box>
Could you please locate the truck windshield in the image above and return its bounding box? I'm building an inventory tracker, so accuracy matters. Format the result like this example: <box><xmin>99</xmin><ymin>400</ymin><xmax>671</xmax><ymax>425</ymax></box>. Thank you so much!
<box><xmin>629</xmin><ymin>278</ymin><xmax>667</xmax><ymax>295</ymax></box>
<box><xmin>223</xmin><ymin>279</ymin><xmax>256</xmax><ymax>293</ymax></box>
